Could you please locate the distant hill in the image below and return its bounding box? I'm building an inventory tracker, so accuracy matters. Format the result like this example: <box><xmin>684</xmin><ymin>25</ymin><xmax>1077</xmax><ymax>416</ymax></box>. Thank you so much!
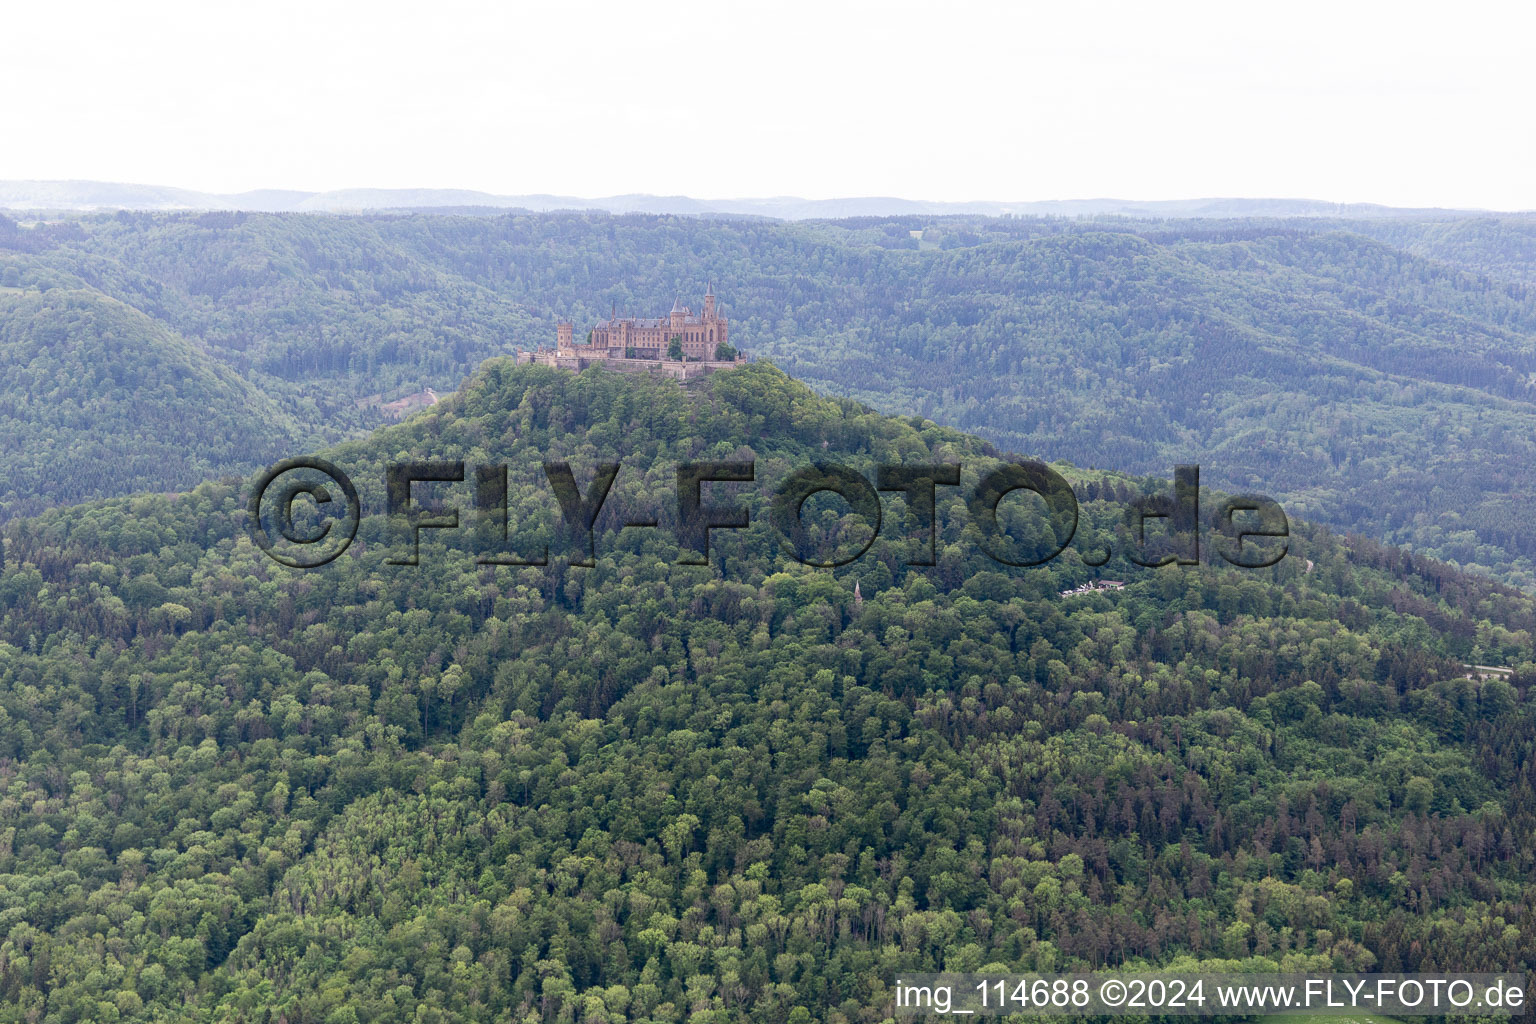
<box><xmin>0</xmin><ymin>282</ymin><xmax>301</xmax><ymax>516</ymax></box>
<box><xmin>1351</xmin><ymin>216</ymin><xmax>1536</xmax><ymax>286</ymax></box>
<box><xmin>1</xmin><ymin>179</ymin><xmax>1525</xmax><ymax>220</ymax></box>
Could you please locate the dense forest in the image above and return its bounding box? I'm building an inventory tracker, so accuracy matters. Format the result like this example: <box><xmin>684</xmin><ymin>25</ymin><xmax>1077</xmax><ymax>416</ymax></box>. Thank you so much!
<box><xmin>4</xmin><ymin>208</ymin><xmax>1536</xmax><ymax>587</ymax></box>
<box><xmin>0</xmin><ymin>363</ymin><xmax>1532</xmax><ymax>1022</ymax></box>
<box><xmin>0</xmin><ymin>286</ymin><xmax>304</xmax><ymax>517</ymax></box>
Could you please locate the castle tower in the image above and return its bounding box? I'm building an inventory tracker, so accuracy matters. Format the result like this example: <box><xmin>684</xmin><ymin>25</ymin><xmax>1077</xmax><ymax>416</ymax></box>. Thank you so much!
<box><xmin>703</xmin><ymin>282</ymin><xmax>716</xmax><ymax>321</ymax></box>
<box><xmin>556</xmin><ymin>321</ymin><xmax>574</xmax><ymax>350</ymax></box>
<box><xmin>669</xmin><ymin>296</ymin><xmax>686</xmax><ymax>332</ymax></box>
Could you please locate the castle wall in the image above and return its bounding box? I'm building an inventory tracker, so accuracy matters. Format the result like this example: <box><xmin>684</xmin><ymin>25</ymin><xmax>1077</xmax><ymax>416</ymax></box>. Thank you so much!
<box><xmin>519</xmin><ymin>349</ymin><xmax>742</xmax><ymax>379</ymax></box>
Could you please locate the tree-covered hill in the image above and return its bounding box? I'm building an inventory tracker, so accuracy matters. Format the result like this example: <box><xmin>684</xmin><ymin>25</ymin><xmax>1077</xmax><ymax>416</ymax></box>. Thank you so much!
<box><xmin>0</xmin><ymin>284</ymin><xmax>303</xmax><ymax>517</ymax></box>
<box><xmin>0</xmin><ymin>362</ymin><xmax>1532</xmax><ymax>1023</ymax></box>
<box><xmin>1351</xmin><ymin>217</ymin><xmax>1536</xmax><ymax>288</ymax></box>
<box><xmin>5</xmin><ymin>209</ymin><xmax>1536</xmax><ymax>586</ymax></box>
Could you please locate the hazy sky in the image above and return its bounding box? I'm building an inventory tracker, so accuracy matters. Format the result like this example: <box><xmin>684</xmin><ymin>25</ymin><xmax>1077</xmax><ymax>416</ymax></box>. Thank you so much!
<box><xmin>5</xmin><ymin>0</ymin><xmax>1533</xmax><ymax>209</ymax></box>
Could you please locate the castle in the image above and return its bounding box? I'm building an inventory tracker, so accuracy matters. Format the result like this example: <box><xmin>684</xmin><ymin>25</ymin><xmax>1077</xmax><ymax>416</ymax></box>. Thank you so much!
<box><xmin>519</xmin><ymin>285</ymin><xmax>744</xmax><ymax>379</ymax></box>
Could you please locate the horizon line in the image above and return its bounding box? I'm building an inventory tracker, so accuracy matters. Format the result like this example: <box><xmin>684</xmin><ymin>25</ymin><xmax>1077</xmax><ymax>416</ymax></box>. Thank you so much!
<box><xmin>2</xmin><ymin>179</ymin><xmax>1532</xmax><ymax>217</ymax></box>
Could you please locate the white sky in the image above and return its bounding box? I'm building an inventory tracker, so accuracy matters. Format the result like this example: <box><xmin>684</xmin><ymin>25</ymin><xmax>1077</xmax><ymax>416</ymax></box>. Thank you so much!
<box><xmin>4</xmin><ymin>0</ymin><xmax>1534</xmax><ymax>209</ymax></box>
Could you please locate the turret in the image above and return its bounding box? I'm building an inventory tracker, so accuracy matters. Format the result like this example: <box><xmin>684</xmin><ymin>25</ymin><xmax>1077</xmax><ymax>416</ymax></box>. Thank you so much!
<box><xmin>703</xmin><ymin>282</ymin><xmax>716</xmax><ymax>320</ymax></box>
<box><xmin>556</xmin><ymin>321</ymin><xmax>574</xmax><ymax>350</ymax></box>
<box><xmin>669</xmin><ymin>296</ymin><xmax>687</xmax><ymax>331</ymax></box>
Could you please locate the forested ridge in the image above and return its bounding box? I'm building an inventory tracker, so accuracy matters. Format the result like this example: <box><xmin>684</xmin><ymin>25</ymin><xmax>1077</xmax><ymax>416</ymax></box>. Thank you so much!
<box><xmin>0</xmin><ymin>363</ymin><xmax>1533</xmax><ymax>1023</ymax></box>
<box><xmin>0</xmin><ymin>286</ymin><xmax>303</xmax><ymax>517</ymax></box>
<box><xmin>5</xmin><ymin>208</ymin><xmax>1536</xmax><ymax>586</ymax></box>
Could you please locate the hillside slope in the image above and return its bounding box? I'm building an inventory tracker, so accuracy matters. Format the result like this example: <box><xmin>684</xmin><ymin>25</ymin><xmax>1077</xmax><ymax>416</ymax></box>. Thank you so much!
<box><xmin>0</xmin><ymin>284</ymin><xmax>301</xmax><ymax>516</ymax></box>
<box><xmin>1351</xmin><ymin>217</ymin><xmax>1536</xmax><ymax>287</ymax></box>
<box><xmin>0</xmin><ymin>363</ymin><xmax>1532</xmax><ymax>1022</ymax></box>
